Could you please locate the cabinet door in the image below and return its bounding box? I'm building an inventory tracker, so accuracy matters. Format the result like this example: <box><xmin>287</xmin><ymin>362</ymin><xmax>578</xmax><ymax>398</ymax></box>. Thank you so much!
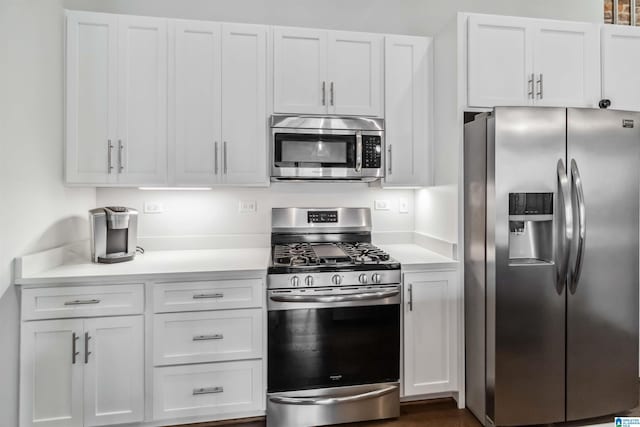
<box><xmin>221</xmin><ymin>24</ymin><xmax>268</xmax><ymax>185</ymax></box>
<box><xmin>327</xmin><ymin>32</ymin><xmax>383</xmax><ymax>116</ymax></box>
<box><xmin>117</xmin><ymin>16</ymin><xmax>168</xmax><ymax>185</ymax></box>
<box><xmin>171</xmin><ymin>20</ymin><xmax>222</xmax><ymax>186</ymax></box>
<box><xmin>20</xmin><ymin>319</ymin><xmax>84</xmax><ymax>427</ymax></box>
<box><xmin>403</xmin><ymin>270</ymin><xmax>457</xmax><ymax>396</ymax></box>
<box><xmin>273</xmin><ymin>27</ymin><xmax>327</xmax><ymax>114</ymax></box>
<box><xmin>602</xmin><ymin>25</ymin><xmax>640</xmax><ymax>111</ymax></box>
<box><xmin>468</xmin><ymin>15</ymin><xmax>533</xmax><ymax>107</ymax></box>
<box><xmin>532</xmin><ymin>21</ymin><xmax>599</xmax><ymax>107</ymax></box>
<box><xmin>83</xmin><ymin>316</ymin><xmax>144</xmax><ymax>426</ymax></box>
<box><xmin>65</xmin><ymin>11</ymin><xmax>118</xmax><ymax>185</ymax></box>
<box><xmin>384</xmin><ymin>36</ymin><xmax>431</xmax><ymax>186</ymax></box>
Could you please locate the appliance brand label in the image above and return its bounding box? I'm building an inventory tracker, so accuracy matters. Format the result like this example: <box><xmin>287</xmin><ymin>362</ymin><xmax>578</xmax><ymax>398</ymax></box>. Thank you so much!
<box><xmin>329</xmin><ymin>374</ymin><xmax>343</xmax><ymax>381</ymax></box>
<box><xmin>623</xmin><ymin>119</ymin><xmax>635</xmax><ymax>128</ymax></box>
<box><xmin>616</xmin><ymin>417</ymin><xmax>640</xmax><ymax>426</ymax></box>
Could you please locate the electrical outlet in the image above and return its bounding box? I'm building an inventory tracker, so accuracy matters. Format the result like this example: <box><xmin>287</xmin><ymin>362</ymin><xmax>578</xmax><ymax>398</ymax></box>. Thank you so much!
<box><xmin>374</xmin><ymin>200</ymin><xmax>391</xmax><ymax>210</ymax></box>
<box><xmin>239</xmin><ymin>200</ymin><xmax>257</xmax><ymax>213</ymax></box>
<box><xmin>143</xmin><ymin>201</ymin><xmax>165</xmax><ymax>214</ymax></box>
<box><xmin>399</xmin><ymin>198</ymin><xmax>409</xmax><ymax>214</ymax></box>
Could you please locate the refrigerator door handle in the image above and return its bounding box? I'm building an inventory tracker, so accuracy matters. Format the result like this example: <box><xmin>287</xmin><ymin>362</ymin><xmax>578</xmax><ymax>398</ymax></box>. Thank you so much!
<box><xmin>556</xmin><ymin>159</ymin><xmax>573</xmax><ymax>289</ymax></box>
<box><xmin>570</xmin><ymin>159</ymin><xmax>586</xmax><ymax>293</ymax></box>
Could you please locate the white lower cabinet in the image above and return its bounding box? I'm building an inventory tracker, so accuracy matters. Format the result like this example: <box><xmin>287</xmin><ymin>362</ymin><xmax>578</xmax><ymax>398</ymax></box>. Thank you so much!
<box><xmin>153</xmin><ymin>360</ymin><xmax>263</xmax><ymax>420</ymax></box>
<box><xmin>403</xmin><ymin>270</ymin><xmax>458</xmax><ymax>396</ymax></box>
<box><xmin>20</xmin><ymin>316</ymin><xmax>144</xmax><ymax>427</ymax></box>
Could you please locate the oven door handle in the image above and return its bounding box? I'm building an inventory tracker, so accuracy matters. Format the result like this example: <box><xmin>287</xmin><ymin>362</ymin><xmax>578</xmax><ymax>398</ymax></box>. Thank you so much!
<box><xmin>268</xmin><ymin>385</ymin><xmax>397</xmax><ymax>406</ymax></box>
<box><xmin>269</xmin><ymin>289</ymin><xmax>399</xmax><ymax>304</ymax></box>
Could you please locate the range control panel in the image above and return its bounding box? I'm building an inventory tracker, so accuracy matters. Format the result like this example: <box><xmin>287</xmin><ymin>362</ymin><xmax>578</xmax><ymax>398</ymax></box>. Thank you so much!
<box><xmin>307</xmin><ymin>210</ymin><xmax>338</xmax><ymax>223</ymax></box>
<box><xmin>362</xmin><ymin>136</ymin><xmax>382</xmax><ymax>169</ymax></box>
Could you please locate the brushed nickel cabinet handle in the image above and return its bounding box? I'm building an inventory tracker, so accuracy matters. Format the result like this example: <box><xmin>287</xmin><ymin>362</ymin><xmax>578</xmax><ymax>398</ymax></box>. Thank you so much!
<box><xmin>322</xmin><ymin>81</ymin><xmax>326</xmax><ymax>106</ymax></box>
<box><xmin>408</xmin><ymin>284</ymin><xmax>413</xmax><ymax>311</ymax></box>
<box><xmin>107</xmin><ymin>140</ymin><xmax>114</xmax><ymax>173</ymax></box>
<box><xmin>72</xmin><ymin>332</ymin><xmax>79</xmax><ymax>364</ymax></box>
<box><xmin>330</xmin><ymin>82</ymin><xmax>334</xmax><ymax>106</ymax></box>
<box><xmin>118</xmin><ymin>140</ymin><xmax>124</xmax><ymax>173</ymax></box>
<box><xmin>223</xmin><ymin>141</ymin><xmax>228</xmax><ymax>175</ymax></box>
<box><xmin>214</xmin><ymin>141</ymin><xmax>219</xmax><ymax>175</ymax></box>
<box><xmin>192</xmin><ymin>293</ymin><xmax>224</xmax><ymax>299</ymax></box>
<box><xmin>193</xmin><ymin>386</ymin><xmax>224</xmax><ymax>395</ymax></box>
<box><xmin>387</xmin><ymin>145</ymin><xmax>392</xmax><ymax>174</ymax></box>
<box><xmin>193</xmin><ymin>334</ymin><xmax>224</xmax><ymax>341</ymax></box>
<box><xmin>64</xmin><ymin>299</ymin><xmax>101</xmax><ymax>306</ymax></box>
<box><xmin>84</xmin><ymin>332</ymin><xmax>91</xmax><ymax>364</ymax></box>
<box><xmin>527</xmin><ymin>73</ymin><xmax>534</xmax><ymax>100</ymax></box>
<box><xmin>536</xmin><ymin>74</ymin><xmax>544</xmax><ymax>100</ymax></box>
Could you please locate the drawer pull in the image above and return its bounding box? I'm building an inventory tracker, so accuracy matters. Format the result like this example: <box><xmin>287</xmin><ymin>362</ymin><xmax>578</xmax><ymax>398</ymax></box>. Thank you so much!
<box><xmin>193</xmin><ymin>386</ymin><xmax>224</xmax><ymax>395</ymax></box>
<box><xmin>192</xmin><ymin>293</ymin><xmax>224</xmax><ymax>300</ymax></box>
<box><xmin>64</xmin><ymin>299</ymin><xmax>101</xmax><ymax>306</ymax></box>
<box><xmin>193</xmin><ymin>334</ymin><xmax>224</xmax><ymax>341</ymax></box>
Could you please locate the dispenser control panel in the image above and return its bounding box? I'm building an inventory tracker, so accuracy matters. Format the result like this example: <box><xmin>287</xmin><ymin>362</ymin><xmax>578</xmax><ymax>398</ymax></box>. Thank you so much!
<box><xmin>509</xmin><ymin>193</ymin><xmax>553</xmax><ymax>215</ymax></box>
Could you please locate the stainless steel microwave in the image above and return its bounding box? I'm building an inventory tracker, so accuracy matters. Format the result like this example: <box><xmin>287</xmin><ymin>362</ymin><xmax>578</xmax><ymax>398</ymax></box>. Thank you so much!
<box><xmin>270</xmin><ymin>115</ymin><xmax>384</xmax><ymax>182</ymax></box>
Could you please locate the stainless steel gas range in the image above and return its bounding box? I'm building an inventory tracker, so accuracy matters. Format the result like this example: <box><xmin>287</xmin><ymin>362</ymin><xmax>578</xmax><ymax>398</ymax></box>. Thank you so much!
<box><xmin>266</xmin><ymin>207</ymin><xmax>401</xmax><ymax>427</ymax></box>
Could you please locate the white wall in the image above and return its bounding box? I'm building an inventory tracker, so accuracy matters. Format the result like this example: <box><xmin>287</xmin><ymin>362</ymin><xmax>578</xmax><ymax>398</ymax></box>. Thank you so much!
<box><xmin>0</xmin><ymin>1</ymin><xmax>96</xmax><ymax>425</ymax></box>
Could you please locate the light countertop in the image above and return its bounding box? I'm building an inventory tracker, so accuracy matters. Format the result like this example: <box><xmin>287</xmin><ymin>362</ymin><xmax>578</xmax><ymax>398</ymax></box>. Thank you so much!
<box><xmin>378</xmin><ymin>244</ymin><xmax>458</xmax><ymax>271</ymax></box>
<box><xmin>15</xmin><ymin>248</ymin><xmax>271</xmax><ymax>286</ymax></box>
<box><xmin>15</xmin><ymin>244</ymin><xmax>456</xmax><ymax>286</ymax></box>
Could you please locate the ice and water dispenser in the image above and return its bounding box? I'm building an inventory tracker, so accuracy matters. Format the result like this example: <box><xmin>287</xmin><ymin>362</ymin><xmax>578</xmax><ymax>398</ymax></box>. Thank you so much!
<box><xmin>508</xmin><ymin>192</ymin><xmax>554</xmax><ymax>264</ymax></box>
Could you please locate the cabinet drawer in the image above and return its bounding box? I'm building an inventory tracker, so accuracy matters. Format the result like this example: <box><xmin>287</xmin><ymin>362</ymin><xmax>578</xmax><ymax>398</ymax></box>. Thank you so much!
<box><xmin>153</xmin><ymin>309</ymin><xmax>262</xmax><ymax>365</ymax></box>
<box><xmin>153</xmin><ymin>279</ymin><xmax>263</xmax><ymax>313</ymax></box>
<box><xmin>21</xmin><ymin>284</ymin><xmax>144</xmax><ymax>321</ymax></box>
<box><xmin>152</xmin><ymin>360</ymin><xmax>263</xmax><ymax>420</ymax></box>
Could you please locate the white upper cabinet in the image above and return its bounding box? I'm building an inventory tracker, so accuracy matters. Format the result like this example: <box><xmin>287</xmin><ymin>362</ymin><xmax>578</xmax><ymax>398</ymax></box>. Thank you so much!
<box><xmin>468</xmin><ymin>15</ymin><xmax>532</xmax><ymax>107</ymax></box>
<box><xmin>273</xmin><ymin>27</ymin><xmax>327</xmax><ymax>114</ymax></box>
<box><xmin>66</xmin><ymin>11</ymin><xmax>168</xmax><ymax>186</ymax></box>
<box><xmin>170</xmin><ymin>20</ymin><xmax>222</xmax><ymax>185</ymax></box>
<box><xmin>327</xmin><ymin>32</ymin><xmax>383</xmax><ymax>116</ymax></box>
<box><xmin>467</xmin><ymin>14</ymin><xmax>599</xmax><ymax>108</ymax></box>
<box><xmin>66</xmin><ymin>11</ymin><xmax>118</xmax><ymax>185</ymax></box>
<box><xmin>602</xmin><ymin>25</ymin><xmax>640</xmax><ymax>112</ymax></box>
<box><xmin>170</xmin><ymin>21</ymin><xmax>268</xmax><ymax>186</ymax></box>
<box><xmin>384</xmin><ymin>35</ymin><xmax>431</xmax><ymax>187</ymax></box>
<box><xmin>117</xmin><ymin>16</ymin><xmax>168</xmax><ymax>185</ymax></box>
<box><xmin>273</xmin><ymin>27</ymin><xmax>383</xmax><ymax>116</ymax></box>
<box><xmin>532</xmin><ymin>20</ymin><xmax>599</xmax><ymax>107</ymax></box>
<box><xmin>220</xmin><ymin>23</ymin><xmax>268</xmax><ymax>185</ymax></box>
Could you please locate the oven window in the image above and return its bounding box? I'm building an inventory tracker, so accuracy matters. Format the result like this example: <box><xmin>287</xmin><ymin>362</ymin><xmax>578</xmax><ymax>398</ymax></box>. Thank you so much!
<box><xmin>274</xmin><ymin>133</ymin><xmax>356</xmax><ymax>168</ymax></box>
<box><xmin>267</xmin><ymin>305</ymin><xmax>400</xmax><ymax>393</ymax></box>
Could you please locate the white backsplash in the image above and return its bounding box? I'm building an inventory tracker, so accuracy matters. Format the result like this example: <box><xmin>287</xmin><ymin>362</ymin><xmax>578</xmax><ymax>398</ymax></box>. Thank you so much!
<box><xmin>96</xmin><ymin>184</ymin><xmax>415</xmax><ymax>240</ymax></box>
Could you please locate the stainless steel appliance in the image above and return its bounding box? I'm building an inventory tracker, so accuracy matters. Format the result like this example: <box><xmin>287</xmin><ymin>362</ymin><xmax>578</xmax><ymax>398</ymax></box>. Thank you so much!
<box><xmin>464</xmin><ymin>107</ymin><xmax>639</xmax><ymax>426</ymax></box>
<box><xmin>89</xmin><ymin>206</ymin><xmax>139</xmax><ymax>263</ymax></box>
<box><xmin>270</xmin><ymin>115</ymin><xmax>384</xmax><ymax>182</ymax></box>
<box><xmin>267</xmin><ymin>207</ymin><xmax>401</xmax><ymax>427</ymax></box>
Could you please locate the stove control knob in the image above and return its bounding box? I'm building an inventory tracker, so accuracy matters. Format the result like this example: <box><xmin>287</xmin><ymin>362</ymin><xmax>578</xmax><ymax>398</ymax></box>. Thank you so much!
<box><xmin>358</xmin><ymin>273</ymin><xmax>368</xmax><ymax>284</ymax></box>
<box><xmin>331</xmin><ymin>274</ymin><xmax>342</xmax><ymax>285</ymax></box>
<box><xmin>371</xmin><ymin>273</ymin><xmax>382</xmax><ymax>284</ymax></box>
<box><xmin>290</xmin><ymin>276</ymin><xmax>300</xmax><ymax>287</ymax></box>
<box><xmin>304</xmin><ymin>275</ymin><xmax>314</xmax><ymax>287</ymax></box>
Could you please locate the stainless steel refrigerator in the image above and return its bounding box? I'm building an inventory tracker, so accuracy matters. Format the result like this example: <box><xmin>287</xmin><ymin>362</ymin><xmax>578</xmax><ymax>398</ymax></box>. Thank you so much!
<box><xmin>464</xmin><ymin>107</ymin><xmax>639</xmax><ymax>426</ymax></box>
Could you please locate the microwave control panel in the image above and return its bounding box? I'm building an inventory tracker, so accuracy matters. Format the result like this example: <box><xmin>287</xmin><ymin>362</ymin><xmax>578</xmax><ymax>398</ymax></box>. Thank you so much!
<box><xmin>362</xmin><ymin>136</ymin><xmax>382</xmax><ymax>169</ymax></box>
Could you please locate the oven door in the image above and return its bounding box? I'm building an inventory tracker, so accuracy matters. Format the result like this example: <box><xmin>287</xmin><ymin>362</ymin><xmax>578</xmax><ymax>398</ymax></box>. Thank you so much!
<box><xmin>267</xmin><ymin>285</ymin><xmax>400</xmax><ymax>393</ymax></box>
<box><xmin>272</xmin><ymin>130</ymin><xmax>361</xmax><ymax>180</ymax></box>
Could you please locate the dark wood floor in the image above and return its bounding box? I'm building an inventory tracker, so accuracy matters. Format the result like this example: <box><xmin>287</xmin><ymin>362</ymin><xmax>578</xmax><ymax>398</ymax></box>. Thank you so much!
<box><xmin>177</xmin><ymin>398</ymin><xmax>481</xmax><ymax>427</ymax></box>
<box><xmin>176</xmin><ymin>393</ymin><xmax>640</xmax><ymax>427</ymax></box>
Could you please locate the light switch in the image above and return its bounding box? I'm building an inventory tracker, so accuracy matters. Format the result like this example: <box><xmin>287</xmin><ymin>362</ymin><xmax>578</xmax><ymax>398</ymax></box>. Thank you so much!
<box><xmin>144</xmin><ymin>201</ymin><xmax>165</xmax><ymax>214</ymax></box>
<box><xmin>374</xmin><ymin>200</ymin><xmax>391</xmax><ymax>210</ymax></box>
<box><xmin>399</xmin><ymin>199</ymin><xmax>409</xmax><ymax>214</ymax></box>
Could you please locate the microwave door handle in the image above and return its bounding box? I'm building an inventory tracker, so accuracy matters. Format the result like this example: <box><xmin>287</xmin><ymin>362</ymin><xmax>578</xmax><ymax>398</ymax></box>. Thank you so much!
<box><xmin>355</xmin><ymin>132</ymin><xmax>362</xmax><ymax>172</ymax></box>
